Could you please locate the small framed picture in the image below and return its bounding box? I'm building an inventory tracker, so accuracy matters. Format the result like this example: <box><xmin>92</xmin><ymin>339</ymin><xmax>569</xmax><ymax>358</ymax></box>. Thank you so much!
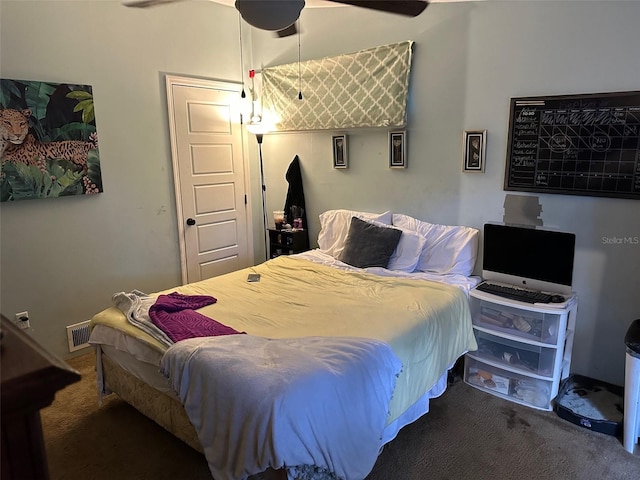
<box><xmin>389</xmin><ymin>131</ymin><xmax>407</xmax><ymax>168</ymax></box>
<box><xmin>463</xmin><ymin>130</ymin><xmax>486</xmax><ymax>173</ymax></box>
<box><xmin>332</xmin><ymin>134</ymin><xmax>348</xmax><ymax>169</ymax></box>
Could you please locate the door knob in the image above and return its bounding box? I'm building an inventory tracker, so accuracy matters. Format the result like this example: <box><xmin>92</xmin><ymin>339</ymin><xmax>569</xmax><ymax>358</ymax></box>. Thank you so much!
<box><xmin>186</xmin><ymin>218</ymin><xmax>196</xmax><ymax>226</ymax></box>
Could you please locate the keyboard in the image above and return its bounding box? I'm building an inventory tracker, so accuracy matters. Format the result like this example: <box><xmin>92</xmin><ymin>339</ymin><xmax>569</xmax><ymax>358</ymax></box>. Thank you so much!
<box><xmin>475</xmin><ymin>282</ymin><xmax>554</xmax><ymax>304</ymax></box>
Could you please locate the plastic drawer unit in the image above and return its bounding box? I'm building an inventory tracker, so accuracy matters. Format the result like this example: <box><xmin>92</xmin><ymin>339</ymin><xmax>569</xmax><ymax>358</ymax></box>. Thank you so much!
<box><xmin>465</xmin><ymin>288</ymin><xmax>577</xmax><ymax>411</ymax></box>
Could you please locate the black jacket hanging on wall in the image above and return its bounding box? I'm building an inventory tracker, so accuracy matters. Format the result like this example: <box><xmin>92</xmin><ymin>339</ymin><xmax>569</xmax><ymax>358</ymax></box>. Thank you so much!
<box><xmin>283</xmin><ymin>155</ymin><xmax>309</xmax><ymax>231</ymax></box>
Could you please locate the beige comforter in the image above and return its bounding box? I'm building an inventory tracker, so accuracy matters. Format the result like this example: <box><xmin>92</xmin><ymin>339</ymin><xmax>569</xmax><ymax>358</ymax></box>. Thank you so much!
<box><xmin>91</xmin><ymin>255</ymin><xmax>477</xmax><ymax>423</ymax></box>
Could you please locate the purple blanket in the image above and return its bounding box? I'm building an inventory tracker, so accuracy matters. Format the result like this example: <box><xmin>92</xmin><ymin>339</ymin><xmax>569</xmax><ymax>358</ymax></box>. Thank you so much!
<box><xmin>149</xmin><ymin>292</ymin><xmax>241</xmax><ymax>343</ymax></box>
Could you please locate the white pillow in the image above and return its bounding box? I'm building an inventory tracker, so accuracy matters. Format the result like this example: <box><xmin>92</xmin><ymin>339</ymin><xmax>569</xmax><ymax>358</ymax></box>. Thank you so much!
<box><xmin>392</xmin><ymin>213</ymin><xmax>479</xmax><ymax>276</ymax></box>
<box><xmin>318</xmin><ymin>209</ymin><xmax>392</xmax><ymax>258</ymax></box>
<box><xmin>366</xmin><ymin>219</ymin><xmax>426</xmax><ymax>272</ymax></box>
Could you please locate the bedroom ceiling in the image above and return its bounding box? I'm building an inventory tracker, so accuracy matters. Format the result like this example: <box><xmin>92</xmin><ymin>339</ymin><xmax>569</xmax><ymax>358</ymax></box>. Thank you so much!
<box><xmin>214</xmin><ymin>1</ymin><xmax>441</xmax><ymax>36</ymax></box>
<box><xmin>210</xmin><ymin>0</ymin><xmax>467</xmax><ymax>7</ymax></box>
<box><xmin>124</xmin><ymin>0</ymin><xmax>474</xmax><ymax>37</ymax></box>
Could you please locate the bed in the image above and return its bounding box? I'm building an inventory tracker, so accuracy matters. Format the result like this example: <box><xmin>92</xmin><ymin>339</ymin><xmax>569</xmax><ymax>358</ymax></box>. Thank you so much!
<box><xmin>89</xmin><ymin>210</ymin><xmax>481</xmax><ymax>480</ymax></box>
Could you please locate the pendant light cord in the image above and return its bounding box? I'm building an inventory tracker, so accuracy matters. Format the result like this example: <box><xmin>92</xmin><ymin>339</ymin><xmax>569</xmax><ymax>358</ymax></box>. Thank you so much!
<box><xmin>297</xmin><ymin>24</ymin><xmax>303</xmax><ymax>100</ymax></box>
<box><xmin>239</xmin><ymin>14</ymin><xmax>246</xmax><ymax>99</ymax></box>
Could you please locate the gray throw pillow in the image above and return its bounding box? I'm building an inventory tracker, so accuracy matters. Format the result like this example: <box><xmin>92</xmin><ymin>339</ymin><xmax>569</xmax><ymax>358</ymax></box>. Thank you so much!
<box><xmin>339</xmin><ymin>216</ymin><xmax>402</xmax><ymax>268</ymax></box>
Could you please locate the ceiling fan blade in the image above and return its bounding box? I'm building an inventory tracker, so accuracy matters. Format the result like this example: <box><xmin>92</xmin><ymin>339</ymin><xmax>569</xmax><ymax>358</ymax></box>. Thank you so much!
<box><xmin>327</xmin><ymin>0</ymin><xmax>428</xmax><ymax>17</ymax></box>
<box><xmin>122</xmin><ymin>0</ymin><xmax>187</xmax><ymax>8</ymax></box>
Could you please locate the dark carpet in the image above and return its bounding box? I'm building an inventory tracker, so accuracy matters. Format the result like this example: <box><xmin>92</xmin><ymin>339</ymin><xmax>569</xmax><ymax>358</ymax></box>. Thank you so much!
<box><xmin>41</xmin><ymin>353</ymin><xmax>640</xmax><ymax>480</ymax></box>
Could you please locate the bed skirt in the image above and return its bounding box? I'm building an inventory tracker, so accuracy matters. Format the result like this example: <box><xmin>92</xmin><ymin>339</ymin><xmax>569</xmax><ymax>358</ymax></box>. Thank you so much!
<box><xmin>101</xmin><ymin>353</ymin><xmax>203</xmax><ymax>452</ymax></box>
<box><xmin>100</xmin><ymin>353</ymin><xmax>287</xmax><ymax>480</ymax></box>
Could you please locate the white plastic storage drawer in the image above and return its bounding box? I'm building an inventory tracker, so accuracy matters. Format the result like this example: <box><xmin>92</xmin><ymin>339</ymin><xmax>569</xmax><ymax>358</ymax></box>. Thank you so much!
<box><xmin>472</xmin><ymin>329</ymin><xmax>556</xmax><ymax>378</ymax></box>
<box><xmin>470</xmin><ymin>296</ymin><xmax>562</xmax><ymax>345</ymax></box>
<box><xmin>464</xmin><ymin>356</ymin><xmax>554</xmax><ymax>410</ymax></box>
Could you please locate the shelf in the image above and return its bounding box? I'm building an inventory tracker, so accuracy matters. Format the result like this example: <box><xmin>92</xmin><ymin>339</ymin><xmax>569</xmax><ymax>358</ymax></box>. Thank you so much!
<box><xmin>472</xmin><ymin>324</ymin><xmax>561</xmax><ymax>350</ymax></box>
<box><xmin>466</xmin><ymin>353</ymin><xmax>554</xmax><ymax>381</ymax></box>
<box><xmin>471</xmin><ymin>329</ymin><xmax>556</xmax><ymax>378</ymax></box>
<box><xmin>465</xmin><ymin>356</ymin><xmax>554</xmax><ymax>411</ymax></box>
<box><xmin>470</xmin><ymin>294</ymin><xmax>574</xmax><ymax>345</ymax></box>
<box><xmin>465</xmin><ymin>377</ymin><xmax>553</xmax><ymax>412</ymax></box>
<box><xmin>470</xmin><ymin>288</ymin><xmax>576</xmax><ymax>313</ymax></box>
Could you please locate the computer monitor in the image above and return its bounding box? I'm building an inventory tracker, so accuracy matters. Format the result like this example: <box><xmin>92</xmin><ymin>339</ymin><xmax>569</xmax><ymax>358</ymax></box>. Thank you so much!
<box><xmin>482</xmin><ymin>223</ymin><xmax>576</xmax><ymax>295</ymax></box>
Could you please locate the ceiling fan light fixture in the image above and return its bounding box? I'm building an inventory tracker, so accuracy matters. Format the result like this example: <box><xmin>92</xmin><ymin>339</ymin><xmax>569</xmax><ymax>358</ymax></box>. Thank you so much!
<box><xmin>235</xmin><ymin>0</ymin><xmax>305</xmax><ymax>31</ymax></box>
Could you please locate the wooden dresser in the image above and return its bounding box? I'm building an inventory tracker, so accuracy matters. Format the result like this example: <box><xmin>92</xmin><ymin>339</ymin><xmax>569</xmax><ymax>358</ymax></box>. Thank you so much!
<box><xmin>1</xmin><ymin>314</ymin><xmax>81</xmax><ymax>480</ymax></box>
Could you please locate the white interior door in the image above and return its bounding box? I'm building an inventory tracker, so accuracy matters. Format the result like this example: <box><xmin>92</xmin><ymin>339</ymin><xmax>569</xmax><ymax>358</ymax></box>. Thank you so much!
<box><xmin>166</xmin><ymin>75</ymin><xmax>252</xmax><ymax>284</ymax></box>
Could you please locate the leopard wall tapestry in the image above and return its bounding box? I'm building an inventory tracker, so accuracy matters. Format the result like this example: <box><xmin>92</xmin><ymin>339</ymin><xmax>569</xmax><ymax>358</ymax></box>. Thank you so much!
<box><xmin>0</xmin><ymin>79</ymin><xmax>103</xmax><ymax>201</ymax></box>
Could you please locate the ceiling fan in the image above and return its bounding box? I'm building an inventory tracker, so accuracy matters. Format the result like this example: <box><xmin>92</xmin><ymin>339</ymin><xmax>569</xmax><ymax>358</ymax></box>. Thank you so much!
<box><xmin>123</xmin><ymin>1</ymin><xmax>429</xmax><ymax>36</ymax></box>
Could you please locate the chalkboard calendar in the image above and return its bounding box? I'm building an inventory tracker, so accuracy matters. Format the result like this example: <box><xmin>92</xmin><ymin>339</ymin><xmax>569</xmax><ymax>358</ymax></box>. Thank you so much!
<box><xmin>505</xmin><ymin>91</ymin><xmax>640</xmax><ymax>199</ymax></box>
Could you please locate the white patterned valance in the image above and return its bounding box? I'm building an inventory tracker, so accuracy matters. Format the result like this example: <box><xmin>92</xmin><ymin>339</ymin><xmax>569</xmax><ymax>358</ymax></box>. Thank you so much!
<box><xmin>262</xmin><ymin>41</ymin><xmax>414</xmax><ymax>131</ymax></box>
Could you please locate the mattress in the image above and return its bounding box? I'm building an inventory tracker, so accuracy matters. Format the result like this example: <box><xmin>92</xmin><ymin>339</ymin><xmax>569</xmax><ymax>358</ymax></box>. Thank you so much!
<box><xmin>91</xmin><ymin>254</ymin><xmax>477</xmax><ymax>421</ymax></box>
<box><xmin>90</xmin><ymin>253</ymin><xmax>478</xmax><ymax>479</ymax></box>
<box><xmin>95</xmin><ymin>339</ymin><xmax>451</xmax><ymax>454</ymax></box>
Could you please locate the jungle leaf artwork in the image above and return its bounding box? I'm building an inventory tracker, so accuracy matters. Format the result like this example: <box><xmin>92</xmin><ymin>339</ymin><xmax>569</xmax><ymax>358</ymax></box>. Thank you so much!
<box><xmin>0</xmin><ymin>79</ymin><xmax>102</xmax><ymax>202</ymax></box>
<box><xmin>1</xmin><ymin>160</ymin><xmax>84</xmax><ymax>201</ymax></box>
<box><xmin>67</xmin><ymin>89</ymin><xmax>95</xmax><ymax>124</ymax></box>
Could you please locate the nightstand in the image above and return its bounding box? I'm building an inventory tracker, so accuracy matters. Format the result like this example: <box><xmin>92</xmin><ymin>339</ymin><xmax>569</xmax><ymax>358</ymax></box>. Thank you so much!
<box><xmin>268</xmin><ymin>229</ymin><xmax>310</xmax><ymax>258</ymax></box>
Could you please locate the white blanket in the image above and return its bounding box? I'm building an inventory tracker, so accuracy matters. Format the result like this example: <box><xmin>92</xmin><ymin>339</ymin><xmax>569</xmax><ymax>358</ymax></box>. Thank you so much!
<box><xmin>160</xmin><ymin>334</ymin><xmax>403</xmax><ymax>480</ymax></box>
<box><xmin>295</xmin><ymin>249</ymin><xmax>481</xmax><ymax>295</ymax></box>
<box><xmin>111</xmin><ymin>289</ymin><xmax>173</xmax><ymax>347</ymax></box>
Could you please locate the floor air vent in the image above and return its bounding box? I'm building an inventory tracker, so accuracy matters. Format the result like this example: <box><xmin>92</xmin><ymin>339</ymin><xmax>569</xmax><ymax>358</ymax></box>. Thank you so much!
<box><xmin>66</xmin><ymin>320</ymin><xmax>91</xmax><ymax>352</ymax></box>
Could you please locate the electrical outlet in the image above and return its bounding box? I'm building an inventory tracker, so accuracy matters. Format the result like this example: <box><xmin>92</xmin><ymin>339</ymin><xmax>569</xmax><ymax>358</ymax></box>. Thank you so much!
<box><xmin>15</xmin><ymin>311</ymin><xmax>30</xmax><ymax>329</ymax></box>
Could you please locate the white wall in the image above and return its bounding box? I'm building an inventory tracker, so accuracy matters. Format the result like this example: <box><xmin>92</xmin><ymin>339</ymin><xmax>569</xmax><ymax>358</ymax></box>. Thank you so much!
<box><xmin>1</xmin><ymin>1</ymin><xmax>639</xmax><ymax>386</ymax></box>
<box><xmin>0</xmin><ymin>0</ymin><xmax>244</xmax><ymax>356</ymax></box>
<box><xmin>253</xmin><ymin>1</ymin><xmax>640</xmax><ymax>386</ymax></box>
